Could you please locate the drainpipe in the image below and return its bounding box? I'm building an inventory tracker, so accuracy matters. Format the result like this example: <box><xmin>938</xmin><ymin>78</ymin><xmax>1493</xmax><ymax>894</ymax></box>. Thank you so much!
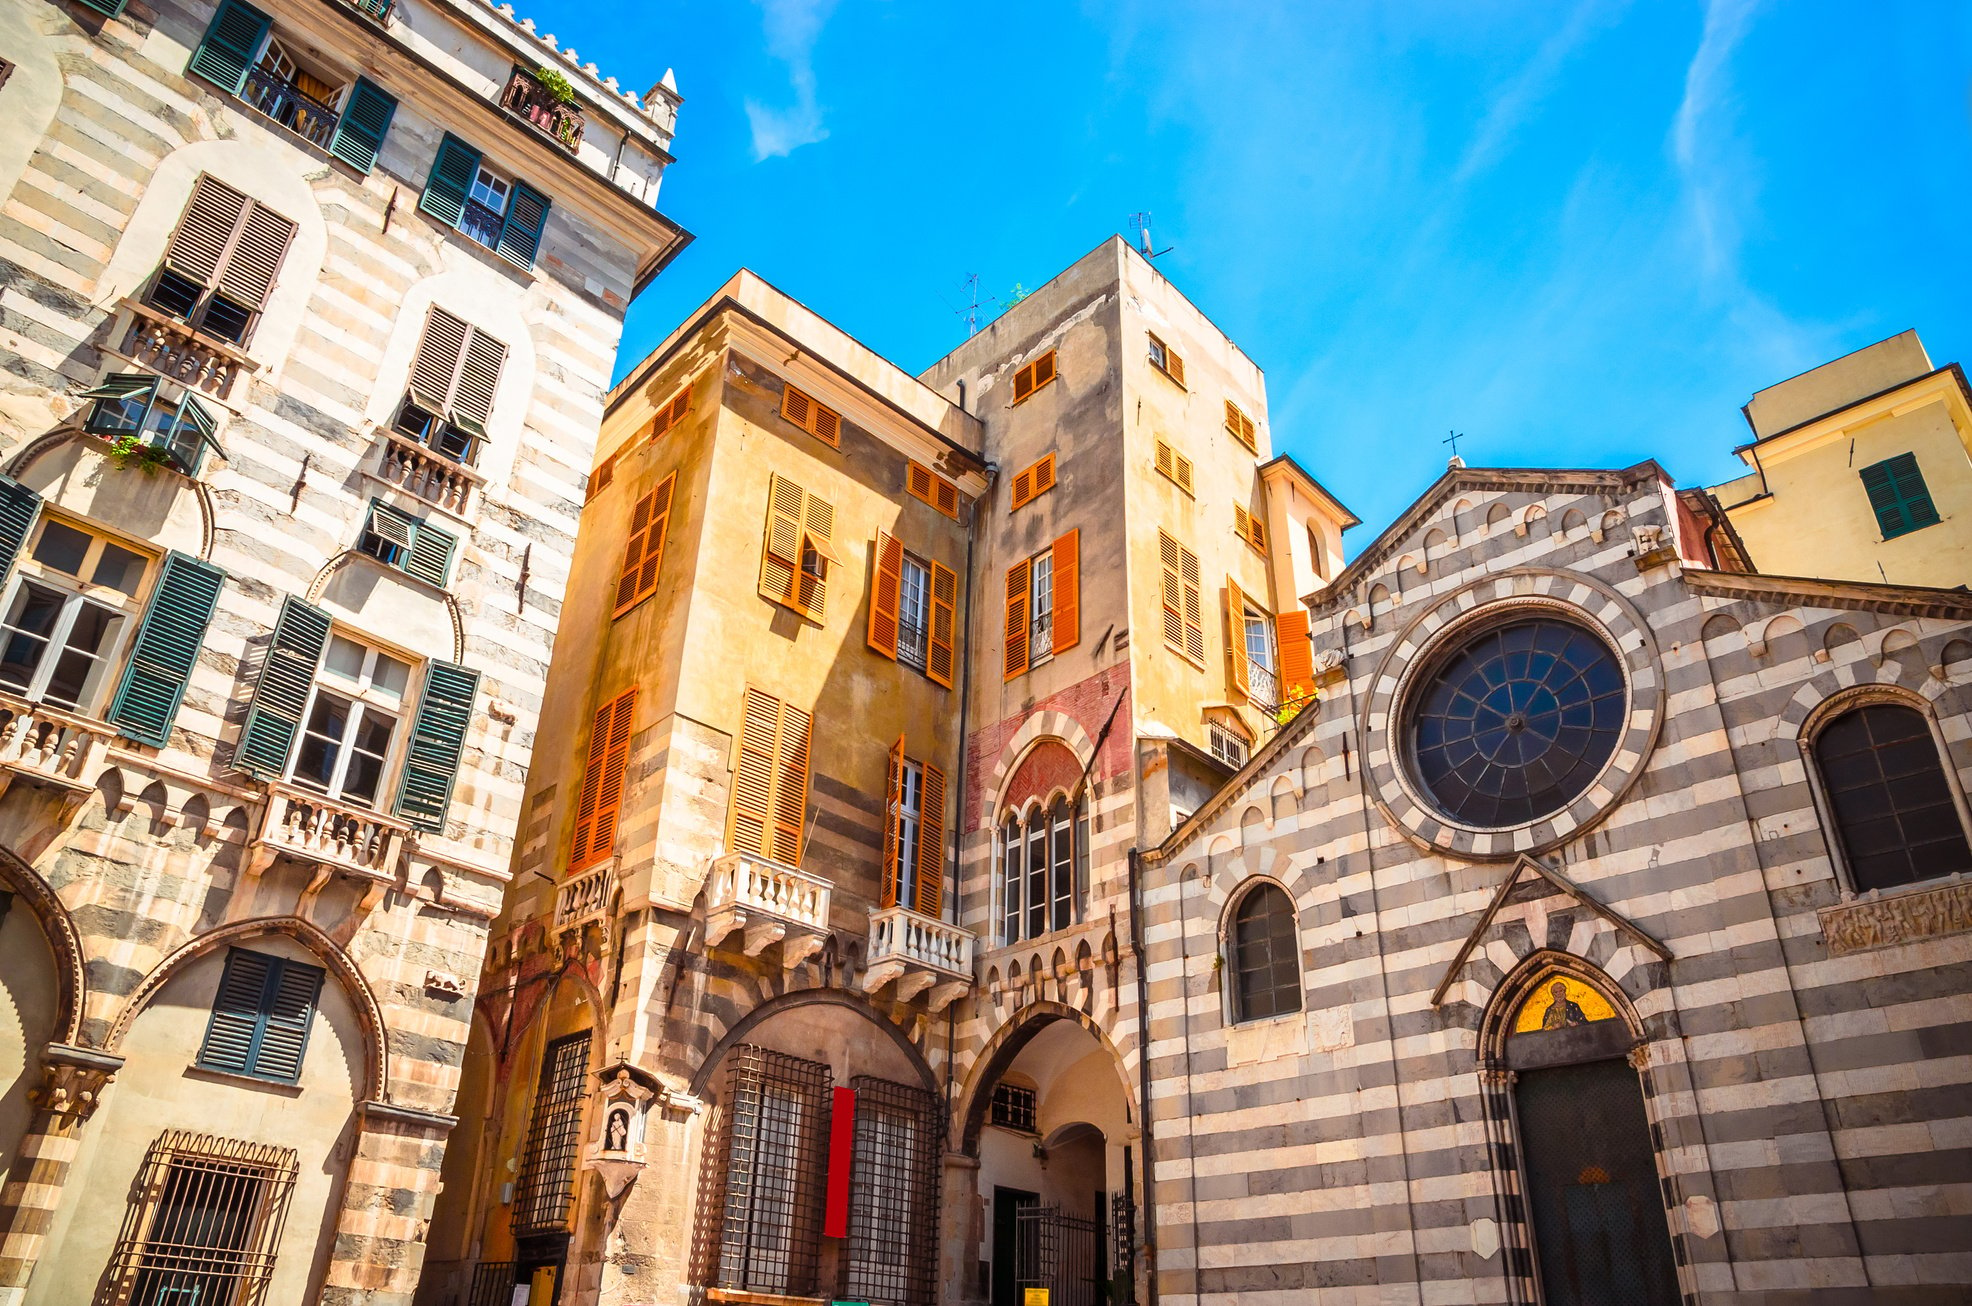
<box><xmin>944</xmin><ymin>462</ymin><xmax>992</xmax><ymax>1118</ymax></box>
<box><xmin>1127</xmin><ymin>845</ymin><xmax>1158</xmax><ymax>1304</ymax></box>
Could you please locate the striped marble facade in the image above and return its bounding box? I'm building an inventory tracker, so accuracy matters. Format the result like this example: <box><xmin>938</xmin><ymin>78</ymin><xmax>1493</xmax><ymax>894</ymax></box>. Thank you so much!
<box><xmin>1142</xmin><ymin>463</ymin><xmax>1972</xmax><ymax>1304</ymax></box>
<box><xmin>0</xmin><ymin>0</ymin><xmax>680</xmax><ymax>1301</ymax></box>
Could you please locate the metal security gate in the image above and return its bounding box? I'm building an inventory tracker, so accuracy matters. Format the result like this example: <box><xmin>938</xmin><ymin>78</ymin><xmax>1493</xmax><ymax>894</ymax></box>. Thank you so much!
<box><xmin>1014</xmin><ymin>1205</ymin><xmax>1103</xmax><ymax>1306</ymax></box>
<box><xmin>1515</xmin><ymin>1058</ymin><xmax>1680</xmax><ymax>1306</ymax></box>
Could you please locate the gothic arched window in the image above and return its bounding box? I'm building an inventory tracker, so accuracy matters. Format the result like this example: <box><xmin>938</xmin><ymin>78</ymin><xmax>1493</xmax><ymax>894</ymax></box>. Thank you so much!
<box><xmin>998</xmin><ymin>795</ymin><xmax>1084</xmax><ymax>945</ymax></box>
<box><xmin>1813</xmin><ymin>702</ymin><xmax>1972</xmax><ymax>893</ymax></box>
<box><xmin>1228</xmin><ymin>882</ymin><xmax>1301</xmax><ymax>1023</ymax></box>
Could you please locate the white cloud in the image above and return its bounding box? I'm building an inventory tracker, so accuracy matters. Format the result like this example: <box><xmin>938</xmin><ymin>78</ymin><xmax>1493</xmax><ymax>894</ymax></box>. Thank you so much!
<box><xmin>745</xmin><ymin>0</ymin><xmax>837</xmax><ymax>160</ymax></box>
<box><xmin>1453</xmin><ymin>2</ymin><xmax>1616</xmax><ymax>187</ymax></box>
<box><xmin>1670</xmin><ymin>0</ymin><xmax>1763</xmax><ymax>276</ymax></box>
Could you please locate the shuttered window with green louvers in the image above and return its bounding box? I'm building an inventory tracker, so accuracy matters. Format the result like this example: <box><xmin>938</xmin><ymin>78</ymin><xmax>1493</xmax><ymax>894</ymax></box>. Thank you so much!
<box><xmin>76</xmin><ymin>0</ymin><xmax>127</xmax><ymax>17</ymax></box>
<box><xmin>1858</xmin><ymin>453</ymin><xmax>1941</xmax><ymax>540</ymax></box>
<box><xmin>394</xmin><ymin>660</ymin><xmax>479</xmax><ymax>831</ymax></box>
<box><xmin>327</xmin><ymin>78</ymin><xmax>397</xmax><ymax>175</ymax></box>
<box><xmin>235</xmin><ymin>595</ymin><xmax>332</xmax><ymax>778</ymax></box>
<box><xmin>106</xmin><ymin>552</ymin><xmax>226</xmax><ymax>749</ymax></box>
<box><xmin>419</xmin><ymin>134</ymin><xmax>553</xmax><ymax>269</ymax></box>
<box><xmin>0</xmin><ymin>477</ymin><xmax>43</xmax><ymax>585</ymax></box>
<box><xmin>359</xmin><ymin>499</ymin><xmax>458</xmax><ymax>587</ymax></box>
<box><xmin>197</xmin><ymin>948</ymin><xmax>325</xmax><ymax>1083</ymax></box>
<box><xmin>187</xmin><ymin>0</ymin><xmax>272</xmax><ymax>97</ymax></box>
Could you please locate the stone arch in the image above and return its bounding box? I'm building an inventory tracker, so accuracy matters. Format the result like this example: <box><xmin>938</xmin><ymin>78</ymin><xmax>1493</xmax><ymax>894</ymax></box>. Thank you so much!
<box><xmin>1451</xmin><ymin>499</ymin><xmax>1476</xmax><ymax>540</ymax></box>
<box><xmin>1559</xmin><ymin>507</ymin><xmax>1588</xmax><ymax>537</ymax></box>
<box><xmin>1516</xmin><ymin>503</ymin><xmax>1548</xmax><ymax>537</ymax></box>
<box><xmin>1396</xmin><ymin>553</ymin><xmax>1421</xmax><ymax>577</ymax></box>
<box><xmin>1939</xmin><ymin>638</ymin><xmax>1972</xmax><ymax>681</ymax></box>
<box><xmin>687</xmin><ymin>987</ymin><xmax>938</xmax><ymax>1100</ymax></box>
<box><xmin>1478</xmin><ymin>948</ymin><xmax>1646</xmax><ymax>1065</ymax></box>
<box><xmin>1422</xmin><ymin>528</ymin><xmax>1450</xmax><ymax>568</ymax></box>
<box><xmin>308</xmin><ymin>550</ymin><xmax>468</xmax><ymax>664</ymax></box>
<box><xmin>1485</xmin><ymin>501</ymin><xmax>1512</xmax><ymax>532</ymax></box>
<box><xmin>0</xmin><ymin>845</ymin><xmax>86</xmax><ymax>1047</ymax></box>
<box><xmin>1270</xmin><ymin>775</ymin><xmax>1298</xmax><ymax>823</ymax></box>
<box><xmin>1367</xmin><ymin>583</ymin><xmax>1392</xmax><ymax>620</ymax></box>
<box><xmin>982</xmin><ymin>713</ymin><xmax>1099</xmax><ymax>823</ymax></box>
<box><xmin>1598</xmin><ymin>507</ymin><xmax>1624</xmax><ymax>539</ymax></box>
<box><xmin>8</xmin><ymin>431</ymin><xmax>216</xmax><ymax>560</ymax></box>
<box><xmin>102</xmin><ymin>916</ymin><xmax>388</xmax><ymax>1102</ymax></box>
<box><xmin>955</xmin><ymin>1000</ymin><xmax>1133</xmax><ymax>1154</ymax></box>
<box><xmin>1822</xmin><ymin>621</ymin><xmax>1863</xmax><ymax>663</ymax></box>
<box><xmin>1238</xmin><ymin>806</ymin><xmax>1268</xmax><ymax>852</ymax></box>
<box><xmin>1876</xmin><ymin>626</ymin><xmax>1921</xmax><ymax>670</ymax></box>
<box><xmin>1299</xmin><ymin>745</ymin><xmax>1326</xmax><ymax>798</ymax></box>
<box><xmin>1699</xmin><ymin>611</ymin><xmax>1740</xmax><ymax>648</ymax></box>
<box><xmin>998</xmin><ymin>738</ymin><xmax>1084</xmax><ymax>818</ymax></box>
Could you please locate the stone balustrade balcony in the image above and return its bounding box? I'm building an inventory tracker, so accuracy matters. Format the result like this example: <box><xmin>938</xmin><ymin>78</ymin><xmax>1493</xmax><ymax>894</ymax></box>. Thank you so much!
<box><xmin>0</xmin><ymin>698</ymin><xmax>111</xmax><ymax>802</ymax></box>
<box><xmin>117</xmin><ymin>301</ymin><xmax>255</xmax><ymax>400</ymax></box>
<box><xmin>248</xmin><ymin>782</ymin><xmax>407</xmax><ymax>883</ymax></box>
<box><xmin>376</xmin><ymin>432</ymin><xmax>483</xmax><ymax>517</ymax></box>
<box><xmin>703</xmin><ymin>851</ymin><xmax>831</xmax><ymax>969</ymax></box>
<box><xmin>556</xmin><ymin>862</ymin><xmax>613</xmax><ymax>929</ymax></box>
<box><xmin>863</xmin><ymin>904</ymin><xmax>974</xmax><ymax>1012</ymax></box>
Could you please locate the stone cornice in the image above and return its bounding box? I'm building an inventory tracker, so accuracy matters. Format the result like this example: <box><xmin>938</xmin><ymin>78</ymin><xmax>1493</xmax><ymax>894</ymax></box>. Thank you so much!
<box><xmin>1683</xmin><ymin>568</ymin><xmax>1972</xmax><ymax>620</ymax></box>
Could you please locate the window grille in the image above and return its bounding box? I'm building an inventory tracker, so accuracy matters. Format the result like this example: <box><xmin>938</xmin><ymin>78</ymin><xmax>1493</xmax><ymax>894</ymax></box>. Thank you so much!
<box><xmin>989</xmin><ymin>1082</ymin><xmax>1037</xmax><ymax>1133</ymax></box>
<box><xmin>1014</xmin><ymin>1203</ymin><xmax>1103</xmax><ymax>1306</ymax></box>
<box><xmin>839</xmin><ymin>1076</ymin><xmax>942</xmax><ymax>1306</ymax></box>
<box><xmin>512</xmin><ymin>1031</ymin><xmax>591</xmax><ymax>1233</ymax></box>
<box><xmin>465</xmin><ymin>1261</ymin><xmax>520</xmax><ymax>1306</ymax></box>
<box><xmin>102</xmin><ymin>1130</ymin><xmax>298</xmax><ymax>1306</ymax></box>
<box><xmin>697</xmin><ymin>1044</ymin><xmax>830</xmax><ymax>1298</ymax></box>
<box><xmin>1208</xmin><ymin>722</ymin><xmax>1248</xmax><ymax>768</ymax></box>
<box><xmin>897</xmin><ymin>554</ymin><xmax>931</xmax><ymax>672</ymax></box>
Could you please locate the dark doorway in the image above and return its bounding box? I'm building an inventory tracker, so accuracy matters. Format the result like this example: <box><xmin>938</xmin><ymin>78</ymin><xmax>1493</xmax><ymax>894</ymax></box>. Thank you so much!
<box><xmin>991</xmin><ymin>1186</ymin><xmax>1037</xmax><ymax>1306</ymax></box>
<box><xmin>1515</xmin><ymin>1058</ymin><xmax>1680</xmax><ymax>1306</ymax></box>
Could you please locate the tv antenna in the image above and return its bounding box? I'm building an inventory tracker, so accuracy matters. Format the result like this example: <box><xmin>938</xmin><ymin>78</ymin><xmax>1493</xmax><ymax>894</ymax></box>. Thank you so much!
<box><xmin>1131</xmin><ymin>212</ymin><xmax>1173</xmax><ymax>260</ymax></box>
<box><xmin>935</xmin><ymin>273</ymin><xmax>984</xmax><ymax>338</ymax></box>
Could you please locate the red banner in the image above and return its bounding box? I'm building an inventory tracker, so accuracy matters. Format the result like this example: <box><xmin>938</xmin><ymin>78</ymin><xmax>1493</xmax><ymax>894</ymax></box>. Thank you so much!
<box><xmin>824</xmin><ymin>1085</ymin><xmax>856</xmax><ymax>1238</ymax></box>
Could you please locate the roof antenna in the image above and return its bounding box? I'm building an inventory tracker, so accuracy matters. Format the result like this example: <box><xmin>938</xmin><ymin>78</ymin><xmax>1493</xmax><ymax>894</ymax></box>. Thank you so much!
<box><xmin>1131</xmin><ymin>212</ymin><xmax>1173</xmax><ymax>260</ymax></box>
<box><xmin>1443</xmin><ymin>430</ymin><xmax>1467</xmax><ymax>469</ymax></box>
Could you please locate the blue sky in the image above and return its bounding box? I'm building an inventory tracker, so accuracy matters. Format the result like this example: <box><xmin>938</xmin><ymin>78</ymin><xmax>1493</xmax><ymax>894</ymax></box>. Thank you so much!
<box><xmin>545</xmin><ymin>1</ymin><xmax>1970</xmax><ymax>551</ymax></box>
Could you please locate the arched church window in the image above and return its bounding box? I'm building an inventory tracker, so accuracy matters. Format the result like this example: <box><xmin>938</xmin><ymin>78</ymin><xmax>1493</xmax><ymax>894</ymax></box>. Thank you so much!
<box><xmin>1228</xmin><ymin>882</ymin><xmax>1301</xmax><ymax>1023</ymax></box>
<box><xmin>1814</xmin><ymin>702</ymin><xmax>1972</xmax><ymax>893</ymax></box>
<box><xmin>998</xmin><ymin>795</ymin><xmax>1084</xmax><ymax>945</ymax></box>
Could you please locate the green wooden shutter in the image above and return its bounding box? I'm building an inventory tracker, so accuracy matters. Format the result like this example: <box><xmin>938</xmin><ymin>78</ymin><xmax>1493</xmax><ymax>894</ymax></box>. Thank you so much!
<box><xmin>328</xmin><ymin>78</ymin><xmax>397</xmax><ymax>174</ymax></box>
<box><xmin>186</xmin><ymin>0</ymin><xmax>271</xmax><ymax>96</ymax></box>
<box><xmin>197</xmin><ymin>949</ymin><xmax>272</xmax><ymax>1075</ymax></box>
<box><xmin>395</xmin><ymin>660</ymin><xmax>479</xmax><ymax>831</ymax></box>
<box><xmin>0</xmin><ymin>477</ymin><xmax>43</xmax><ymax>586</ymax></box>
<box><xmin>1860</xmin><ymin>453</ymin><xmax>1941</xmax><ymax>540</ymax></box>
<box><xmin>236</xmin><ymin>595</ymin><xmax>332</xmax><ymax>778</ymax></box>
<box><xmin>496</xmin><ymin>183</ymin><xmax>551</xmax><ymax>268</ymax></box>
<box><xmin>196</xmin><ymin>949</ymin><xmax>324</xmax><ymax>1082</ymax></box>
<box><xmin>251</xmin><ymin>957</ymin><xmax>324</xmax><ymax>1082</ymax></box>
<box><xmin>77</xmin><ymin>0</ymin><xmax>129</xmax><ymax>16</ymax></box>
<box><xmin>106</xmin><ymin>552</ymin><xmax>226</xmax><ymax>749</ymax></box>
<box><xmin>406</xmin><ymin>519</ymin><xmax>458</xmax><ymax>587</ymax></box>
<box><xmin>420</xmin><ymin>134</ymin><xmax>481</xmax><ymax>228</ymax></box>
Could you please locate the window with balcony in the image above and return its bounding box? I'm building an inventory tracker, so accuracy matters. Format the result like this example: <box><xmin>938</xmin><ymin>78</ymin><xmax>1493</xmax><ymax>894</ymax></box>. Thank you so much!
<box><xmin>396</xmin><ymin>307</ymin><xmax>508</xmax><ymax>468</ymax></box>
<box><xmin>143</xmin><ymin>175</ymin><xmax>297</xmax><ymax>348</ymax></box>
<box><xmin>0</xmin><ymin>517</ymin><xmax>154</xmax><ymax>715</ymax></box>
<box><xmin>421</xmin><ymin>134</ymin><xmax>552</xmax><ymax>269</ymax></box>
<box><xmin>1003</xmin><ymin>531</ymin><xmax>1079</xmax><ymax>680</ymax></box>
<box><xmin>882</xmin><ymin>738</ymin><xmax>947</xmax><ymax>915</ymax></box>
<box><xmin>727</xmin><ymin>686</ymin><xmax>813</xmax><ymax>867</ymax></box>
<box><xmin>234</xmin><ymin>597</ymin><xmax>478</xmax><ymax>831</ymax></box>
<box><xmin>1242</xmin><ymin>606</ymin><xmax>1279</xmax><ymax>708</ymax></box>
<box><xmin>999</xmin><ymin>796</ymin><xmax>1083</xmax><ymax>945</ymax></box>
<box><xmin>286</xmin><ymin>634</ymin><xmax>411</xmax><ymax>809</ymax></box>
<box><xmin>79</xmin><ymin>374</ymin><xmax>221</xmax><ymax>475</ymax></box>
<box><xmin>500</xmin><ymin>65</ymin><xmax>586</xmax><ymax>154</ymax></box>
<box><xmin>186</xmin><ymin>0</ymin><xmax>399</xmax><ymax>172</ymax></box>
<box><xmin>869</xmin><ymin>532</ymin><xmax>955</xmax><ymax>687</ymax></box>
<box><xmin>102</xmin><ymin>1131</ymin><xmax>298</xmax><ymax>1306</ymax></box>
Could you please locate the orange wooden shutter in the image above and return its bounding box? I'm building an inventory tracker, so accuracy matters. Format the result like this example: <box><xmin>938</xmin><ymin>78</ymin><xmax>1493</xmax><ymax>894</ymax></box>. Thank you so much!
<box><xmin>650</xmin><ymin>386</ymin><xmax>691</xmax><ymax>441</ymax></box>
<box><xmin>906</xmin><ymin>462</ymin><xmax>960</xmax><ymax>519</ymax></box>
<box><xmin>572</xmin><ymin>688</ymin><xmax>636</xmax><ymax>867</ymax></box>
<box><xmin>782</xmin><ymin>384</ymin><xmax>840</xmax><ymax>447</ymax></box>
<box><xmin>1011</xmin><ymin>454</ymin><xmax>1056</xmax><ymax>511</ymax></box>
<box><xmin>934</xmin><ymin>479</ymin><xmax>959</xmax><ymax>517</ymax></box>
<box><xmin>1277</xmin><ymin>608</ymin><xmax>1314</xmax><ymax>697</ymax></box>
<box><xmin>914</xmin><ymin>762</ymin><xmax>946</xmax><ymax>916</ymax></box>
<box><xmin>907</xmin><ymin>462</ymin><xmax>933</xmax><ymax>502</ymax></box>
<box><xmin>1011</xmin><ymin>465</ymin><xmax>1034</xmax><ymax>510</ymax></box>
<box><xmin>1179</xmin><ymin>542</ymin><xmax>1204</xmax><ymax>662</ymax></box>
<box><xmin>1167</xmin><ymin>348</ymin><xmax>1186</xmax><ymax>387</ymax></box>
<box><xmin>927</xmin><ymin>561</ymin><xmax>957</xmax><ymax>689</ymax></box>
<box><xmin>1003</xmin><ymin>558</ymin><xmax>1031</xmax><ymax>680</ymax></box>
<box><xmin>729</xmin><ymin>688</ymin><xmax>779</xmax><ymax>858</ymax></box>
<box><xmin>1225</xmin><ymin>400</ymin><xmax>1257</xmax><ymax>451</ymax></box>
<box><xmin>770</xmin><ymin>700</ymin><xmax>812</xmax><ymax>864</ymax></box>
<box><xmin>795</xmin><ymin>492</ymin><xmax>834</xmax><ymax>618</ymax></box>
<box><xmin>1155</xmin><ymin>440</ymin><xmax>1174</xmax><ymax>480</ymax></box>
<box><xmin>1159</xmin><ymin>532</ymin><xmax>1184</xmax><ymax>652</ymax></box>
<box><xmin>587</xmin><ymin>452</ymin><xmax>618</xmax><ymax>503</ymax></box>
<box><xmin>868</xmin><ymin>530</ymin><xmax>903</xmax><ymax>659</ymax></box>
<box><xmin>880</xmin><ymin>735</ymin><xmax>905</xmax><ymax>907</ymax></box>
<box><xmin>813</xmin><ymin>405</ymin><xmax>841</xmax><ymax>446</ymax></box>
<box><xmin>613</xmin><ymin>473</ymin><xmax>675</xmax><ymax>616</ymax></box>
<box><xmin>1224</xmin><ymin>577</ymin><xmax>1250</xmax><ymax>700</ymax></box>
<box><xmin>782</xmin><ymin>385</ymin><xmax>812</xmax><ymax>430</ymax></box>
<box><xmin>1034</xmin><ymin>454</ymin><xmax>1056</xmax><ymax>494</ymax></box>
<box><xmin>1035</xmin><ymin>351</ymin><xmax>1056</xmax><ymax>388</ymax></box>
<box><xmin>760</xmin><ymin>473</ymin><xmax>803</xmax><ymax>606</ymax></box>
<box><xmin>1051</xmin><ymin>530</ymin><xmax>1079</xmax><ymax>655</ymax></box>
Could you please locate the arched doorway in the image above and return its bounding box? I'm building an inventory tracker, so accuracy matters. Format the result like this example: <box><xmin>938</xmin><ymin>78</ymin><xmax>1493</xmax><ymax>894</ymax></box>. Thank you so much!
<box><xmin>962</xmin><ymin>1010</ymin><xmax>1134</xmax><ymax>1306</ymax></box>
<box><xmin>1488</xmin><ymin>958</ymin><xmax>1680</xmax><ymax>1306</ymax></box>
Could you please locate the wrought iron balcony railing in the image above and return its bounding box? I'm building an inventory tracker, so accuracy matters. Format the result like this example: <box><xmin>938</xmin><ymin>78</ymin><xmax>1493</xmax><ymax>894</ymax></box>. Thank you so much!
<box><xmin>240</xmin><ymin>65</ymin><xmax>339</xmax><ymax>149</ymax></box>
<box><xmin>500</xmin><ymin>69</ymin><xmax>585</xmax><ymax>153</ymax></box>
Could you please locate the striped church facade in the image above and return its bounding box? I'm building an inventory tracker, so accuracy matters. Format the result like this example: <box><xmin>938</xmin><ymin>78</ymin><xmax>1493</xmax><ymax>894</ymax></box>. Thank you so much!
<box><xmin>1143</xmin><ymin>462</ymin><xmax>1972</xmax><ymax>1304</ymax></box>
<box><xmin>0</xmin><ymin>0</ymin><xmax>682</xmax><ymax>1302</ymax></box>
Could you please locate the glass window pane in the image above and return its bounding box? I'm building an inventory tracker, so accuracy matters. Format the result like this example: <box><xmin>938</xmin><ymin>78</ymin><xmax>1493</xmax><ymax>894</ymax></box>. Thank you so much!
<box><xmin>32</xmin><ymin>523</ymin><xmax>92</xmax><ymax>577</ymax></box>
<box><xmin>324</xmin><ymin>636</ymin><xmax>366</xmax><ymax>682</ymax></box>
<box><xmin>293</xmin><ymin>692</ymin><xmax>352</xmax><ymax>790</ymax></box>
<box><xmin>370</xmin><ymin>653</ymin><xmax>410</xmax><ymax>699</ymax></box>
<box><xmin>92</xmin><ymin>542</ymin><xmax>148</xmax><ymax>597</ymax></box>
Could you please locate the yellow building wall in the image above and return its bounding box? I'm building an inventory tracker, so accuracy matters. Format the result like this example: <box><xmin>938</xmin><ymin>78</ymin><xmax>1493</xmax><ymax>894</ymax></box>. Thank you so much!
<box><xmin>1720</xmin><ymin>382</ymin><xmax>1972</xmax><ymax>588</ymax></box>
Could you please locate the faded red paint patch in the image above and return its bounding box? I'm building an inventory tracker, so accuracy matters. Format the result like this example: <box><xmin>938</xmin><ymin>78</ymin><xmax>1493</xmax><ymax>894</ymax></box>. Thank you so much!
<box><xmin>965</xmin><ymin>666</ymin><xmax>1133</xmax><ymax>830</ymax></box>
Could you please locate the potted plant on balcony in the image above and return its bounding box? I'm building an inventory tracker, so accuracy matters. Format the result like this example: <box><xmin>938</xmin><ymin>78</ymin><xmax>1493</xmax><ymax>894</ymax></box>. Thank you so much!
<box><xmin>535</xmin><ymin>64</ymin><xmax>576</xmax><ymax>106</ymax></box>
<box><xmin>103</xmin><ymin>434</ymin><xmax>175</xmax><ymax>474</ymax></box>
